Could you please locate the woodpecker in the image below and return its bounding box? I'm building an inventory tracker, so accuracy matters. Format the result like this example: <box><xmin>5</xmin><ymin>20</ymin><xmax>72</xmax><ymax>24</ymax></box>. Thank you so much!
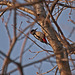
<box><xmin>30</xmin><ymin>28</ymin><xmax>49</xmax><ymax>45</ymax></box>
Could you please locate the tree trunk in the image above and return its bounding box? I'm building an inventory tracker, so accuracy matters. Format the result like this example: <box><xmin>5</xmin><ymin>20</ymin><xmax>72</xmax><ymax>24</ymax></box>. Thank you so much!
<box><xmin>27</xmin><ymin>0</ymin><xmax>72</xmax><ymax>75</ymax></box>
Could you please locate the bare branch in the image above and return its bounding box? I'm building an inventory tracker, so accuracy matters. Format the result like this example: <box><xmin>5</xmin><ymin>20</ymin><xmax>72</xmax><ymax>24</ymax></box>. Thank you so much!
<box><xmin>38</xmin><ymin>65</ymin><xmax>57</xmax><ymax>75</ymax></box>
<box><xmin>7</xmin><ymin>54</ymin><xmax>55</xmax><ymax>74</ymax></box>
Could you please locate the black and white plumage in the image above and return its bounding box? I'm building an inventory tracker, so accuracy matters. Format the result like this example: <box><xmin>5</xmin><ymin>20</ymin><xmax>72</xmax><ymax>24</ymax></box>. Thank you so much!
<box><xmin>30</xmin><ymin>28</ymin><xmax>47</xmax><ymax>44</ymax></box>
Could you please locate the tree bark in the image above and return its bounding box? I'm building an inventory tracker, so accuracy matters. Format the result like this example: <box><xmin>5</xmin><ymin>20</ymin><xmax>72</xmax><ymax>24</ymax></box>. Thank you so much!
<box><xmin>27</xmin><ymin>0</ymin><xmax>72</xmax><ymax>75</ymax></box>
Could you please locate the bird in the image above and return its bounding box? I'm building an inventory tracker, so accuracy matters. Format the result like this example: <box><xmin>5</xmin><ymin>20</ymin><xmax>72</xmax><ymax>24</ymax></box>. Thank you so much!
<box><xmin>30</xmin><ymin>28</ymin><xmax>50</xmax><ymax>45</ymax></box>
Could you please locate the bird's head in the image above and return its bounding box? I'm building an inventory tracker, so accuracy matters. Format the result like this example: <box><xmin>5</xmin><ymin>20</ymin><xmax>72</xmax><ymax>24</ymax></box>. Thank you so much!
<box><xmin>30</xmin><ymin>28</ymin><xmax>38</xmax><ymax>35</ymax></box>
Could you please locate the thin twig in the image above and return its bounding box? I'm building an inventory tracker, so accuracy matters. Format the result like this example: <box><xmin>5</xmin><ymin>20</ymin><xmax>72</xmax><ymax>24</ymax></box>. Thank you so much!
<box><xmin>7</xmin><ymin>54</ymin><xmax>55</xmax><ymax>74</ymax></box>
<box><xmin>38</xmin><ymin>65</ymin><xmax>57</xmax><ymax>75</ymax></box>
<box><xmin>55</xmin><ymin>7</ymin><xmax>65</xmax><ymax>21</ymax></box>
<box><xmin>17</xmin><ymin>21</ymin><xmax>35</xmax><ymax>38</ymax></box>
<box><xmin>46</xmin><ymin>1</ymin><xmax>75</xmax><ymax>9</ymax></box>
<box><xmin>20</xmin><ymin>33</ymin><xmax>28</xmax><ymax>63</ymax></box>
<box><xmin>0</xmin><ymin>0</ymin><xmax>45</xmax><ymax>12</ymax></box>
<box><xmin>5</xmin><ymin>10</ymin><xmax>12</xmax><ymax>45</ymax></box>
<box><xmin>55</xmin><ymin>67</ymin><xmax>58</xmax><ymax>75</ymax></box>
<box><xmin>0</xmin><ymin>50</ymin><xmax>23</xmax><ymax>75</ymax></box>
<box><xmin>29</xmin><ymin>50</ymin><xmax>44</xmax><ymax>59</ymax></box>
<box><xmin>14</xmin><ymin>42</ymin><xmax>34</xmax><ymax>61</ymax></box>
